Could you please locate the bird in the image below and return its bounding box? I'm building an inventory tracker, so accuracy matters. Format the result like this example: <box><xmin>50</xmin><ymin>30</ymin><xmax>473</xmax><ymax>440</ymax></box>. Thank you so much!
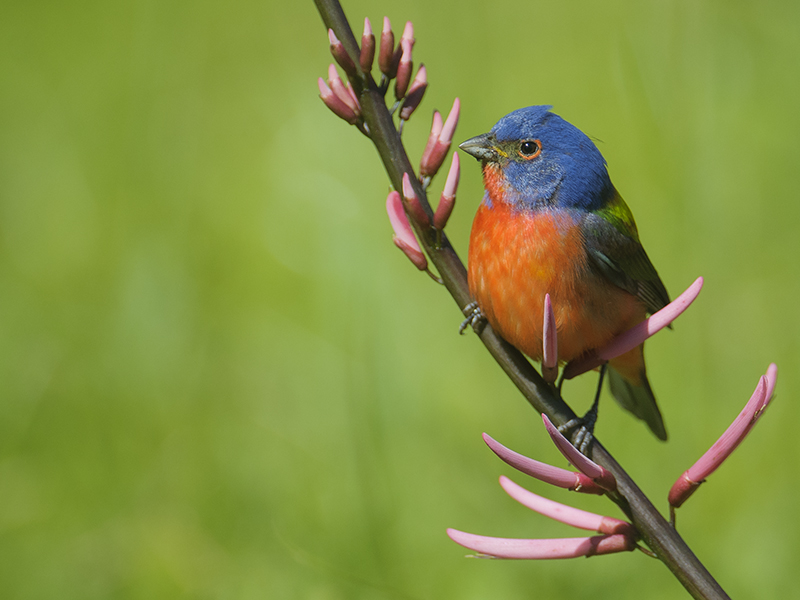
<box><xmin>460</xmin><ymin>105</ymin><xmax>670</xmax><ymax>441</ymax></box>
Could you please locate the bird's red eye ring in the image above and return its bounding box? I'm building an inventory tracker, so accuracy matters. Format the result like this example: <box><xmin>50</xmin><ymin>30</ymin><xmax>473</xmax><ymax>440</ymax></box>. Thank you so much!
<box><xmin>518</xmin><ymin>139</ymin><xmax>541</xmax><ymax>160</ymax></box>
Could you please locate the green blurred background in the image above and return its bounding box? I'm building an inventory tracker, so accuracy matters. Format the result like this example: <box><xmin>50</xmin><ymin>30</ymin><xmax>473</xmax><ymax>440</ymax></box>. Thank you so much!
<box><xmin>1</xmin><ymin>0</ymin><xmax>798</xmax><ymax>597</ymax></box>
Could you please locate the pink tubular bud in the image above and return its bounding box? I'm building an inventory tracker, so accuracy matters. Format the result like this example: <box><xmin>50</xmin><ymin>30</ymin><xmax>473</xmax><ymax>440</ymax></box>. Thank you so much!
<box><xmin>420</xmin><ymin>111</ymin><xmax>443</xmax><ymax>168</ymax></box>
<box><xmin>344</xmin><ymin>81</ymin><xmax>360</xmax><ymax>112</ymax></box>
<box><xmin>328</xmin><ymin>29</ymin><xmax>357</xmax><ymax>79</ymax></box>
<box><xmin>563</xmin><ymin>277</ymin><xmax>704</xmax><ymax>380</ymax></box>
<box><xmin>447</xmin><ymin>529</ymin><xmax>635</xmax><ymax>560</ymax></box>
<box><xmin>378</xmin><ymin>17</ymin><xmax>395</xmax><ymax>76</ymax></box>
<box><xmin>499</xmin><ymin>477</ymin><xmax>636</xmax><ymax>537</ymax></box>
<box><xmin>360</xmin><ymin>18</ymin><xmax>375</xmax><ymax>72</ymax></box>
<box><xmin>667</xmin><ymin>473</ymin><xmax>701</xmax><ymax>510</ymax></box>
<box><xmin>398</xmin><ymin>23</ymin><xmax>415</xmax><ymax>83</ymax></box>
<box><xmin>420</xmin><ymin>141</ymin><xmax>449</xmax><ymax>178</ymax></box>
<box><xmin>441</xmin><ymin>150</ymin><xmax>460</xmax><ymax>198</ymax></box>
<box><xmin>483</xmin><ymin>433</ymin><xmax>604</xmax><ymax>494</ymax></box>
<box><xmin>386</xmin><ymin>191</ymin><xmax>427</xmax><ymax>271</ymax></box>
<box><xmin>669</xmin><ymin>366</ymin><xmax>777</xmax><ymax>509</ymax></box>
<box><xmin>688</xmin><ymin>375</ymin><xmax>769</xmax><ymax>479</ymax></box>
<box><xmin>393</xmin><ymin>236</ymin><xmax>428</xmax><ymax>271</ymax></box>
<box><xmin>542</xmin><ymin>294</ymin><xmax>558</xmax><ymax>383</ymax></box>
<box><xmin>763</xmin><ymin>362</ymin><xmax>778</xmax><ymax>410</ymax></box>
<box><xmin>399</xmin><ymin>65</ymin><xmax>427</xmax><ymax>120</ymax></box>
<box><xmin>386</xmin><ymin>191</ymin><xmax>417</xmax><ymax>248</ymax></box>
<box><xmin>439</xmin><ymin>97</ymin><xmax>460</xmax><ymax>145</ymax></box>
<box><xmin>327</xmin><ymin>64</ymin><xmax>359</xmax><ymax>115</ymax></box>
<box><xmin>433</xmin><ymin>195</ymin><xmax>454</xmax><ymax>231</ymax></box>
<box><xmin>542</xmin><ymin>414</ymin><xmax>616</xmax><ymax>491</ymax></box>
<box><xmin>401</xmin><ymin>21</ymin><xmax>415</xmax><ymax>48</ymax></box>
<box><xmin>598</xmin><ymin>276</ymin><xmax>702</xmax><ymax>361</ymax></box>
<box><xmin>420</xmin><ymin>98</ymin><xmax>460</xmax><ymax>178</ymax></box>
<box><xmin>394</xmin><ymin>39</ymin><xmax>413</xmax><ymax>100</ymax></box>
<box><xmin>388</xmin><ymin>46</ymin><xmax>402</xmax><ymax>80</ymax></box>
<box><xmin>402</xmin><ymin>173</ymin><xmax>431</xmax><ymax>228</ymax></box>
<box><xmin>433</xmin><ymin>152</ymin><xmax>459</xmax><ymax>230</ymax></box>
<box><xmin>318</xmin><ymin>78</ymin><xmax>358</xmax><ymax>124</ymax></box>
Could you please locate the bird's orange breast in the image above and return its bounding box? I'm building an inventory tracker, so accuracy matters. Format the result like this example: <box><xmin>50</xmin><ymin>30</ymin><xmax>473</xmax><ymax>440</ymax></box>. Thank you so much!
<box><xmin>468</xmin><ymin>200</ymin><xmax>644</xmax><ymax>363</ymax></box>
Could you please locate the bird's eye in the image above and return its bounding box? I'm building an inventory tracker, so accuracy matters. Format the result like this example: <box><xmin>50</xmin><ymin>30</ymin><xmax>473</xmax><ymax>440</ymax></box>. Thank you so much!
<box><xmin>518</xmin><ymin>140</ymin><xmax>541</xmax><ymax>159</ymax></box>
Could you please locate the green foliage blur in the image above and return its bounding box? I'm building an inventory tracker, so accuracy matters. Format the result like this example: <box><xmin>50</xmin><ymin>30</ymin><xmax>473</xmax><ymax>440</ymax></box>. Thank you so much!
<box><xmin>1</xmin><ymin>0</ymin><xmax>798</xmax><ymax>597</ymax></box>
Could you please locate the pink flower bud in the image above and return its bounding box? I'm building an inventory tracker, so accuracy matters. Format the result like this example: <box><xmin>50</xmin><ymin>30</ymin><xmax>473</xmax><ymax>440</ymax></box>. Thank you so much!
<box><xmin>542</xmin><ymin>414</ymin><xmax>616</xmax><ymax>491</ymax></box>
<box><xmin>483</xmin><ymin>433</ymin><xmax>604</xmax><ymax>494</ymax></box>
<box><xmin>327</xmin><ymin>64</ymin><xmax>359</xmax><ymax>116</ymax></box>
<box><xmin>401</xmin><ymin>21</ymin><xmax>415</xmax><ymax>49</ymax></box>
<box><xmin>378</xmin><ymin>17</ymin><xmax>395</xmax><ymax>76</ymax></box>
<box><xmin>669</xmin><ymin>365</ymin><xmax>777</xmax><ymax>509</ymax></box>
<box><xmin>447</xmin><ymin>529</ymin><xmax>635</xmax><ymax>560</ymax></box>
<box><xmin>318</xmin><ymin>77</ymin><xmax>358</xmax><ymax>124</ymax></box>
<box><xmin>420</xmin><ymin>110</ymin><xmax>443</xmax><ymax>168</ymax></box>
<box><xmin>388</xmin><ymin>46</ymin><xmax>403</xmax><ymax>81</ymax></box>
<box><xmin>439</xmin><ymin>97</ymin><xmax>460</xmax><ymax>145</ymax></box>
<box><xmin>433</xmin><ymin>193</ymin><xmax>455</xmax><ymax>232</ymax></box>
<box><xmin>420</xmin><ymin>98</ymin><xmax>460</xmax><ymax>178</ymax></box>
<box><xmin>448</xmin><ymin>430</ymin><xmax>637</xmax><ymax>561</ymax></box>
<box><xmin>394</xmin><ymin>39</ymin><xmax>413</xmax><ymax>100</ymax></box>
<box><xmin>421</xmin><ymin>144</ymin><xmax>448</xmax><ymax>178</ymax></box>
<box><xmin>433</xmin><ymin>152</ymin><xmax>459</xmax><ymax>230</ymax></box>
<box><xmin>763</xmin><ymin>362</ymin><xmax>778</xmax><ymax>411</ymax></box>
<box><xmin>542</xmin><ymin>293</ymin><xmax>558</xmax><ymax>383</ymax></box>
<box><xmin>360</xmin><ymin>18</ymin><xmax>375</xmax><ymax>72</ymax></box>
<box><xmin>328</xmin><ymin>29</ymin><xmax>357</xmax><ymax>79</ymax></box>
<box><xmin>386</xmin><ymin>191</ymin><xmax>427</xmax><ymax>271</ymax></box>
<box><xmin>402</xmin><ymin>173</ymin><xmax>431</xmax><ymax>228</ymax></box>
<box><xmin>393</xmin><ymin>236</ymin><xmax>427</xmax><ymax>271</ymax></box>
<box><xmin>396</xmin><ymin>22</ymin><xmax>415</xmax><ymax>85</ymax></box>
<box><xmin>344</xmin><ymin>81</ymin><xmax>360</xmax><ymax>112</ymax></box>
<box><xmin>563</xmin><ymin>277</ymin><xmax>704</xmax><ymax>380</ymax></box>
<box><xmin>441</xmin><ymin>150</ymin><xmax>460</xmax><ymax>198</ymax></box>
<box><xmin>399</xmin><ymin>65</ymin><xmax>427</xmax><ymax>121</ymax></box>
<box><xmin>500</xmin><ymin>477</ymin><xmax>636</xmax><ymax>537</ymax></box>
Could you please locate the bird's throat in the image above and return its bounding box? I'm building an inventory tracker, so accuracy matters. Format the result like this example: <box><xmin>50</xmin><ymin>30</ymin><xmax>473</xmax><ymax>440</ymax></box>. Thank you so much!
<box><xmin>482</xmin><ymin>163</ymin><xmax>509</xmax><ymax>208</ymax></box>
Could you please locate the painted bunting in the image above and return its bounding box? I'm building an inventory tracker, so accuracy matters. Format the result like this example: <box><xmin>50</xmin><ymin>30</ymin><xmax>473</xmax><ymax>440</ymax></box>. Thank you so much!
<box><xmin>460</xmin><ymin>106</ymin><xmax>669</xmax><ymax>440</ymax></box>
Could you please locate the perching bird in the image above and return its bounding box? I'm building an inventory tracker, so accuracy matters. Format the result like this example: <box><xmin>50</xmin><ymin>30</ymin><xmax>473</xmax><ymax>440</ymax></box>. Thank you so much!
<box><xmin>460</xmin><ymin>106</ymin><xmax>670</xmax><ymax>440</ymax></box>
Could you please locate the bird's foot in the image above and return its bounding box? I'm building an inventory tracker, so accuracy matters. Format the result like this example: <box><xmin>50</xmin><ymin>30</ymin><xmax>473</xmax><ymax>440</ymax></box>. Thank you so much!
<box><xmin>558</xmin><ymin>365</ymin><xmax>604</xmax><ymax>455</ymax></box>
<box><xmin>557</xmin><ymin>409</ymin><xmax>598</xmax><ymax>456</ymax></box>
<box><xmin>558</xmin><ymin>402</ymin><xmax>597</xmax><ymax>456</ymax></box>
<box><xmin>459</xmin><ymin>301</ymin><xmax>486</xmax><ymax>335</ymax></box>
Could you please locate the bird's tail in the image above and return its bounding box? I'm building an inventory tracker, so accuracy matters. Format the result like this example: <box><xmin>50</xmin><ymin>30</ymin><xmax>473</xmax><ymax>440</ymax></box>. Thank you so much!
<box><xmin>607</xmin><ymin>347</ymin><xmax>667</xmax><ymax>441</ymax></box>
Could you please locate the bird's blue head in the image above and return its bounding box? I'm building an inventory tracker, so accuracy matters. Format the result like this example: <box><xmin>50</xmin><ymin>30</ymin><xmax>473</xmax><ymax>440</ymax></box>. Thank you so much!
<box><xmin>459</xmin><ymin>106</ymin><xmax>612</xmax><ymax>211</ymax></box>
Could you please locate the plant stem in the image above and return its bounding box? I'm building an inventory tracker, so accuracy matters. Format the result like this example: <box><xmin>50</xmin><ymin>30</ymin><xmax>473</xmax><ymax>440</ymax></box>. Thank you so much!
<box><xmin>313</xmin><ymin>1</ymin><xmax>729</xmax><ymax>597</ymax></box>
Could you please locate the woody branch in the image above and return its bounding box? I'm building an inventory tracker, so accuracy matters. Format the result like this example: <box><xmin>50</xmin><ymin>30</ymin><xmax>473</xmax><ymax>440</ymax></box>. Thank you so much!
<box><xmin>312</xmin><ymin>1</ymin><xmax>738</xmax><ymax>598</ymax></box>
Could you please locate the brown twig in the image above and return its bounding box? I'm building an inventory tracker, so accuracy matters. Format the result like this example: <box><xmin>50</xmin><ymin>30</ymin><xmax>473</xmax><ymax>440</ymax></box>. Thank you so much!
<box><xmin>313</xmin><ymin>1</ymin><xmax>730</xmax><ymax>597</ymax></box>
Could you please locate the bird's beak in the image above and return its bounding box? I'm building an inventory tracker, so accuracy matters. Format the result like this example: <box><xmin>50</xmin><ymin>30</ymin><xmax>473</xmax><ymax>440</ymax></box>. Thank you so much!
<box><xmin>459</xmin><ymin>133</ymin><xmax>500</xmax><ymax>162</ymax></box>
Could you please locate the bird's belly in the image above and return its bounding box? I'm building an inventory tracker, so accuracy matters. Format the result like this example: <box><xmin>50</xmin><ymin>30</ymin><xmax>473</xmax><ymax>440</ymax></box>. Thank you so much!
<box><xmin>468</xmin><ymin>204</ymin><xmax>643</xmax><ymax>362</ymax></box>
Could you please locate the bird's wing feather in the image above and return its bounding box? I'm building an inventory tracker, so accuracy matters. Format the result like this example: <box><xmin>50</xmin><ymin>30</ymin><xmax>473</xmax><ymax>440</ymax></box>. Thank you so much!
<box><xmin>582</xmin><ymin>208</ymin><xmax>670</xmax><ymax>315</ymax></box>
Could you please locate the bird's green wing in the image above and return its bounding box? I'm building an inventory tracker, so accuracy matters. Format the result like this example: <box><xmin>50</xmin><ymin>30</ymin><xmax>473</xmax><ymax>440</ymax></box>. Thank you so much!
<box><xmin>582</xmin><ymin>190</ymin><xmax>670</xmax><ymax>314</ymax></box>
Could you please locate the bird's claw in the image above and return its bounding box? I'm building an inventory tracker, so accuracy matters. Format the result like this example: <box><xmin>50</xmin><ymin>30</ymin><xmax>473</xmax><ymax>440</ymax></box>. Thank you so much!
<box><xmin>557</xmin><ymin>364</ymin><xmax>605</xmax><ymax>455</ymax></box>
<box><xmin>558</xmin><ymin>409</ymin><xmax>598</xmax><ymax>456</ymax></box>
<box><xmin>459</xmin><ymin>301</ymin><xmax>486</xmax><ymax>335</ymax></box>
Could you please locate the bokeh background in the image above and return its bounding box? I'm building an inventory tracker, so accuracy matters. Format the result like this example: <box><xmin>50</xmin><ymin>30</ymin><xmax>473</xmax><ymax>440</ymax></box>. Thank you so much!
<box><xmin>1</xmin><ymin>0</ymin><xmax>798</xmax><ymax>597</ymax></box>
